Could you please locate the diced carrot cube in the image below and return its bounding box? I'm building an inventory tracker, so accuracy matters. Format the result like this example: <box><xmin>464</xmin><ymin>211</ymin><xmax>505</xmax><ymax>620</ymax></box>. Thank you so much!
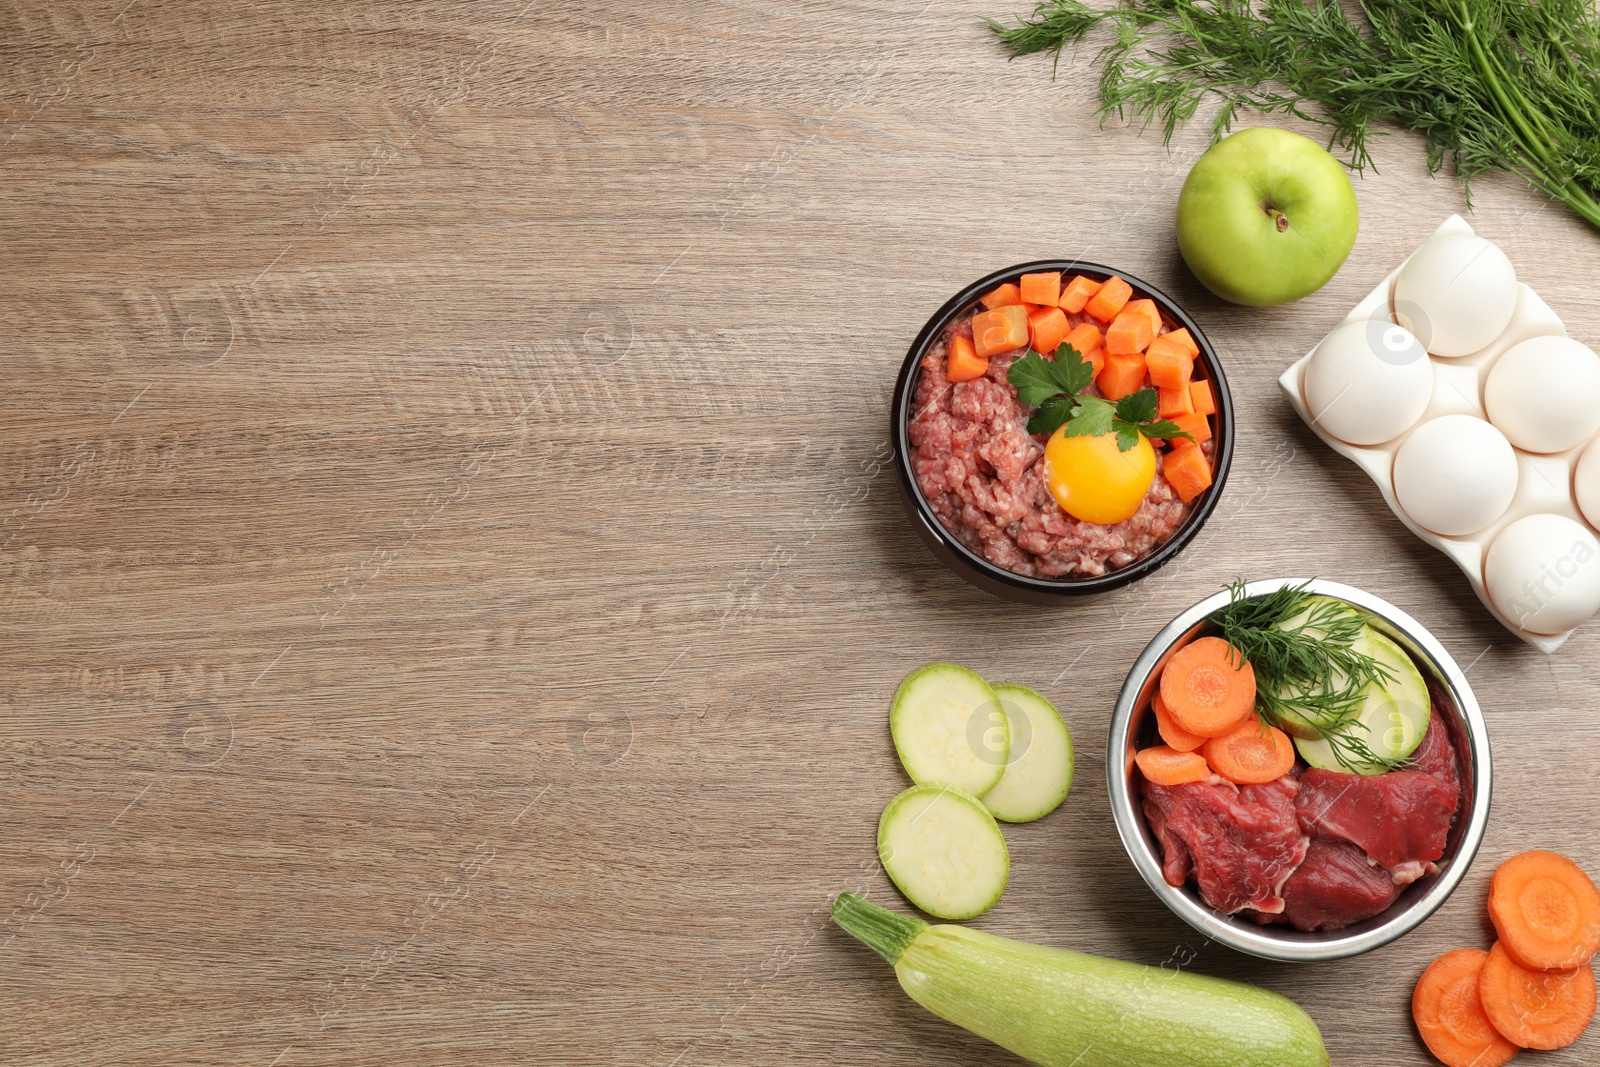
<box><xmin>1163</xmin><ymin>441</ymin><xmax>1213</xmax><ymax>502</ymax></box>
<box><xmin>1097</xmin><ymin>352</ymin><xmax>1147</xmax><ymax>401</ymax></box>
<box><xmin>946</xmin><ymin>334</ymin><xmax>988</xmax><ymax>383</ymax></box>
<box><xmin>1062</xmin><ymin>321</ymin><xmax>1103</xmax><ymax>358</ymax></box>
<box><xmin>1084</xmin><ymin>275</ymin><xmax>1133</xmax><ymax>322</ymax></box>
<box><xmin>971</xmin><ymin>304</ymin><xmax>1031</xmax><ymax>358</ymax></box>
<box><xmin>1171</xmin><ymin>411</ymin><xmax>1212</xmax><ymax>445</ymax></box>
<box><xmin>1124</xmin><ymin>298</ymin><xmax>1164</xmax><ymax>338</ymax></box>
<box><xmin>1059</xmin><ymin>275</ymin><xmax>1103</xmax><ymax>313</ymax></box>
<box><xmin>1020</xmin><ymin>271</ymin><xmax>1062</xmax><ymax>307</ymax></box>
<box><xmin>1145</xmin><ymin>335</ymin><xmax>1194</xmax><ymax>389</ymax></box>
<box><xmin>1189</xmin><ymin>379</ymin><xmax>1216</xmax><ymax>416</ymax></box>
<box><xmin>980</xmin><ymin>283</ymin><xmax>1024</xmax><ymax>310</ymax></box>
<box><xmin>1164</xmin><ymin>327</ymin><xmax>1200</xmax><ymax>357</ymax></box>
<box><xmin>1028</xmin><ymin>306</ymin><xmax>1070</xmax><ymax>356</ymax></box>
<box><xmin>1105</xmin><ymin>310</ymin><xmax>1156</xmax><ymax>355</ymax></box>
<box><xmin>1158</xmin><ymin>384</ymin><xmax>1194</xmax><ymax>418</ymax></box>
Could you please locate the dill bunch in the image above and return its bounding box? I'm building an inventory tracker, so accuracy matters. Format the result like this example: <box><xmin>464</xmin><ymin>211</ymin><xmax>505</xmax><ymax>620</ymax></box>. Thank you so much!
<box><xmin>1207</xmin><ymin>580</ymin><xmax>1403</xmax><ymax>773</ymax></box>
<box><xmin>986</xmin><ymin>0</ymin><xmax>1600</xmax><ymax>230</ymax></box>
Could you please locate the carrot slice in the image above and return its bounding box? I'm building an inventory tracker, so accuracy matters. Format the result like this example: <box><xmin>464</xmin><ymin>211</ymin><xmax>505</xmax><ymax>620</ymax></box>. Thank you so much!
<box><xmin>1158</xmin><ymin>384</ymin><xmax>1194</xmax><ymax>419</ymax></box>
<box><xmin>1059</xmin><ymin>275</ymin><xmax>1102</xmax><ymax>313</ymax></box>
<box><xmin>1162</xmin><ymin>441</ymin><xmax>1213</xmax><ymax>503</ymax></box>
<box><xmin>1096</xmin><ymin>352</ymin><xmax>1147</xmax><ymax>401</ymax></box>
<box><xmin>946</xmin><ymin>334</ymin><xmax>988</xmax><ymax>383</ymax></box>
<box><xmin>1189</xmin><ymin>378</ymin><xmax>1217</xmax><ymax>416</ymax></box>
<box><xmin>1164</xmin><ymin>326</ymin><xmax>1200</xmax><ymax>357</ymax></box>
<box><xmin>1123</xmin><ymin>298</ymin><xmax>1164</xmax><ymax>339</ymax></box>
<box><xmin>1153</xmin><ymin>692</ymin><xmax>1206</xmax><ymax>753</ymax></box>
<box><xmin>1028</xmin><ymin>306</ymin><xmax>1070</xmax><ymax>357</ymax></box>
<box><xmin>1020</xmin><ymin>271</ymin><xmax>1062</xmax><ymax>307</ymax></box>
<box><xmin>1159</xmin><ymin>636</ymin><xmax>1254</xmax><ymax>737</ymax></box>
<box><xmin>1479</xmin><ymin>940</ymin><xmax>1597</xmax><ymax>1050</ymax></box>
<box><xmin>1413</xmin><ymin>949</ymin><xmax>1520</xmax><ymax>1067</ymax></box>
<box><xmin>1489</xmin><ymin>851</ymin><xmax>1600</xmax><ymax>971</ymax></box>
<box><xmin>980</xmin><ymin>282</ymin><xmax>1024</xmax><ymax>310</ymax></box>
<box><xmin>1146</xmin><ymin>335</ymin><xmax>1195</xmax><ymax>389</ymax></box>
<box><xmin>1084</xmin><ymin>275</ymin><xmax>1133</xmax><ymax>322</ymax></box>
<box><xmin>971</xmin><ymin>305</ymin><xmax>1030</xmax><ymax>358</ymax></box>
<box><xmin>1062</xmin><ymin>321</ymin><xmax>1102</xmax><ymax>353</ymax></box>
<box><xmin>1171</xmin><ymin>411</ymin><xmax>1212</xmax><ymax>446</ymax></box>
<box><xmin>1202</xmin><ymin>718</ymin><xmax>1295</xmax><ymax>784</ymax></box>
<box><xmin>1105</xmin><ymin>310</ymin><xmax>1156</xmax><ymax>355</ymax></box>
<box><xmin>1134</xmin><ymin>745</ymin><xmax>1212</xmax><ymax>786</ymax></box>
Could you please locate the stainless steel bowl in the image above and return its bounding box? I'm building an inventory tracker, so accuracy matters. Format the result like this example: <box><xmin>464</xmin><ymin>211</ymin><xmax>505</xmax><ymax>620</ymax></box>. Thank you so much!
<box><xmin>1107</xmin><ymin>578</ymin><xmax>1493</xmax><ymax>962</ymax></box>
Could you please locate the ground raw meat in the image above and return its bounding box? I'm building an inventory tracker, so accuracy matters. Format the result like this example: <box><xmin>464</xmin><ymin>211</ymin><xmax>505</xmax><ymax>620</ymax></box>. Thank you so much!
<box><xmin>1144</xmin><ymin>691</ymin><xmax>1466</xmax><ymax>932</ymax></box>
<box><xmin>1277</xmin><ymin>840</ymin><xmax>1402</xmax><ymax>931</ymax></box>
<box><xmin>908</xmin><ymin>314</ymin><xmax>1205</xmax><ymax>578</ymax></box>
<box><xmin>1141</xmin><ymin>776</ymin><xmax>1309</xmax><ymax>915</ymax></box>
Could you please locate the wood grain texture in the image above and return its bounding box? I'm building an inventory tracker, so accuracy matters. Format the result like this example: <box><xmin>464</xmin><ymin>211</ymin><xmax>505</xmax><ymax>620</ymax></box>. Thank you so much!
<box><xmin>2</xmin><ymin>1</ymin><xmax>1597</xmax><ymax>1064</ymax></box>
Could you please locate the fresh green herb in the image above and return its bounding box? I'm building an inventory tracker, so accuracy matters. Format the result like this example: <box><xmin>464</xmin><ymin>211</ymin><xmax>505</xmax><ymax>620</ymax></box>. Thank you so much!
<box><xmin>1107</xmin><ymin>387</ymin><xmax>1187</xmax><ymax>451</ymax></box>
<box><xmin>1207</xmin><ymin>579</ymin><xmax>1404</xmax><ymax>773</ymax></box>
<box><xmin>1062</xmin><ymin>394</ymin><xmax>1116</xmax><ymax>438</ymax></box>
<box><xmin>1029</xmin><ymin>394</ymin><xmax>1080</xmax><ymax>435</ymax></box>
<box><xmin>1007</xmin><ymin>343</ymin><xmax>1191</xmax><ymax>447</ymax></box>
<box><xmin>1009</xmin><ymin>343</ymin><xmax>1097</xmax><ymax>406</ymax></box>
<box><xmin>986</xmin><ymin>0</ymin><xmax>1600</xmax><ymax>232</ymax></box>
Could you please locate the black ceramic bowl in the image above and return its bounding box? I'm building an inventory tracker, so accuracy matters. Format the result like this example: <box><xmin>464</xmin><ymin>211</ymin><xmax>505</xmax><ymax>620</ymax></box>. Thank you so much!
<box><xmin>891</xmin><ymin>261</ymin><xmax>1235</xmax><ymax>604</ymax></box>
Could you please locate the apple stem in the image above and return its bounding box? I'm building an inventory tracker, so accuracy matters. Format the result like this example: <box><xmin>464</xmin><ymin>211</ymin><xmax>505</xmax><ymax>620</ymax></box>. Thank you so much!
<box><xmin>1267</xmin><ymin>208</ymin><xmax>1290</xmax><ymax>232</ymax></box>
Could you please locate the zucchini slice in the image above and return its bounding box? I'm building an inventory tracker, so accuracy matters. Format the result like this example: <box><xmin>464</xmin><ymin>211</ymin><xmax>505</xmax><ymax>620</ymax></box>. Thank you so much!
<box><xmin>1294</xmin><ymin>630</ymin><xmax>1431</xmax><ymax>774</ymax></box>
<box><xmin>979</xmin><ymin>684</ymin><xmax>1074</xmax><ymax>823</ymax></box>
<box><xmin>878</xmin><ymin>784</ymin><xmax>1009</xmax><ymax>920</ymax></box>
<box><xmin>1271</xmin><ymin>597</ymin><xmax>1373</xmax><ymax>739</ymax></box>
<box><xmin>890</xmin><ymin>663</ymin><xmax>1008</xmax><ymax>797</ymax></box>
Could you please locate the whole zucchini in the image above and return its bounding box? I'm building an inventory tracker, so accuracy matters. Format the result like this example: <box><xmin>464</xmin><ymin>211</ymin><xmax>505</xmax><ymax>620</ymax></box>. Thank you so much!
<box><xmin>832</xmin><ymin>893</ymin><xmax>1328</xmax><ymax>1067</ymax></box>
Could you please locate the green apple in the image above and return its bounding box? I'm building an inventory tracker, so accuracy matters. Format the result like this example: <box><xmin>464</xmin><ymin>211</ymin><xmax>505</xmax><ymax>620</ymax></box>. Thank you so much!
<box><xmin>1176</xmin><ymin>127</ymin><xmax>1359</xmax><ymax>306</ymax></box>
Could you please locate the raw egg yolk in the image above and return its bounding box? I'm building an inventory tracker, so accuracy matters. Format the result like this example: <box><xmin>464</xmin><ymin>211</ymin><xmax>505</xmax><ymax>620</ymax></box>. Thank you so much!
<box><xmin>1043</xmin><ymin>428</ymin><xmax>1156</xmax><ymax>524</ymax></box>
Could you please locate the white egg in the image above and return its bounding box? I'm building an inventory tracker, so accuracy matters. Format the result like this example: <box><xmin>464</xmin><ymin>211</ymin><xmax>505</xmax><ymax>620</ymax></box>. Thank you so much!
<box><xmin>1392</xmin><ymin>233</ymin><xmax>1518</xmax><ymax>357</ymax></box>
<box><xmin>1392</xmin><ymin>415</ymin><xmax>1518</xmax><ymax>536</ymax></box>
<box><xmin>1484</xmin><ymin>335</ymin><xmax>1600</xmax><ymax>453</ymax></box>
<box><xmin>1302</xmin><ymin>319</ymin><xmax>1433</xmax><ymax>446</ymax></box>
<box><xmin>1575</xmin><ymin>438</ymin><xmax>1600</xmax><ymax>529</ymax></box>
<box><xmin>1485</xmin><ymin>513</ymin><xmax>1600</xmax><ymax>634</ymax></box>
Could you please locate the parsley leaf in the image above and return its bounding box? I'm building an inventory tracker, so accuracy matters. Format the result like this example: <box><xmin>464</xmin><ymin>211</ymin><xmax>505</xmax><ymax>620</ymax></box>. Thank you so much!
<box><xmin>1105</xmin><ymin>389</ymin><xmax>1197</xmax><ymax>451</ymax></box>
<box><xmin>1112</xmin><ymin>421</ymin><xmax>1143</xmax><ymax>452</ymax></box>
<box><xmin>1006</xmin><ymin>333</ymin><xmax>1201</xmax><ymax>451</ymax></box>
<box><xmin>1062</xmin><ymin>396</ymin><xmax>1115</xmax><ymax>438</ymax></box>
<box><xmin>1007</xmin><ymin>349</ymin><xmax>1066</xmax><ymax>406</ymax></box>
<box><xmin>1007</xmin><ymin>343</ymin><xmax>1097</xmax><ymax>406</ymax></box>
<box><xmin>1048</xmin><ymin>343</ymin><xmax>1096</xmax><ymax>395</ymax></box>
<box><xmin>1027</xmin><ymin>394</ymin><xmax>1079</xmax><ymax>436</ymax></box>
<box><xmin>1144</xmin><ymin>418</ymin><xmax>1193</xmax><ymax>443</ymax></box>
<box><xmin>1113</xmin><ymin>388</ymin><xmax>1160</xmax><ymax>426</ymax></box>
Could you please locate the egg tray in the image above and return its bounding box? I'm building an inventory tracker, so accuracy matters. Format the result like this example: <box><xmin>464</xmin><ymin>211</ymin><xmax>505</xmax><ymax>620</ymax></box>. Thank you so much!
<box><xmin>1280</xmin><ymin>214</ymin><xmax>1598</xmax><ymax>653</ymax></box>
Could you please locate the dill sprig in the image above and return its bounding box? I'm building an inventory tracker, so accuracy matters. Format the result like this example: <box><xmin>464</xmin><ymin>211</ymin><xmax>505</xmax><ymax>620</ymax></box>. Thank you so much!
<box><xmin>985</xmin><ymin>0</ymin><xmax>1600</xmax><ymax>231</ymax></box>
<box><xmin>1207</xmin><ymin>580</ymin><xmax>1404</xmax><ymax>773</ymax></box>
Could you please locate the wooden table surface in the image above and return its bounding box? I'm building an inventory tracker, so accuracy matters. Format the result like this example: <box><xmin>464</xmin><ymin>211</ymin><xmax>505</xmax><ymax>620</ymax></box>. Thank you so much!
<box><xmin>4</xmin><ymin>2</ymin><xmax>1598</xmax><ymax>1064</ymax></box>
